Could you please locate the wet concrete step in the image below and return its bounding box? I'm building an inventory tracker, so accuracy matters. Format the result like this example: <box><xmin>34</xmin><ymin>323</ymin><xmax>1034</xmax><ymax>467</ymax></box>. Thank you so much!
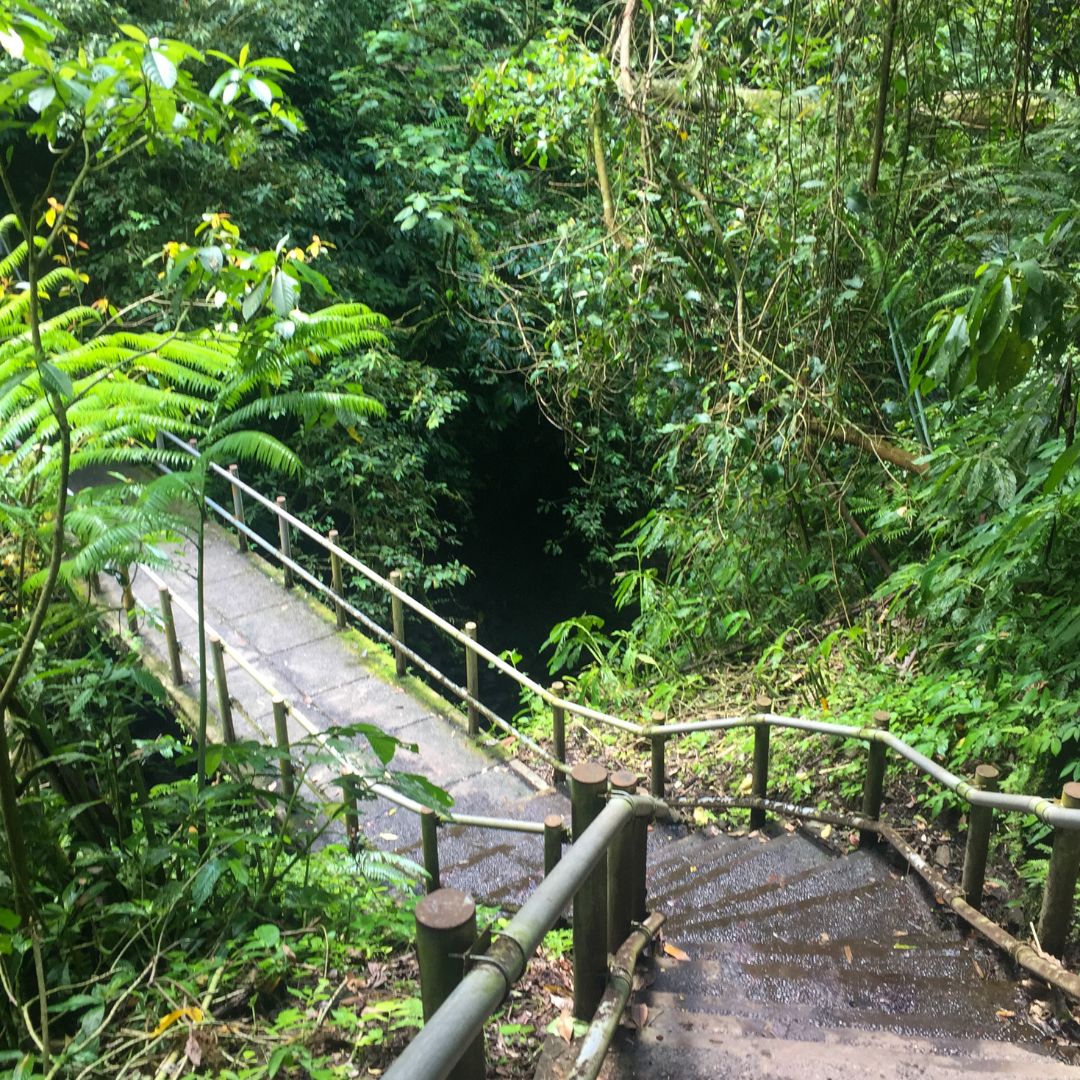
<box><xmin>610</xmin><ymin>1002</ymin><xmax>1075</xmax><ymax>1079</ymax></box>
<box><xmin>647</xmin><ymin>833</ymin><xmax>832</xmax><ymax>910</ymax></box>
<box><xmin>667</xmin><ymin>867</ymin><xmax>937</xmax><ymax>945</ymax></box>
<box><xmin>662</xmin><ymin>849</ymin><xmax>933</xmax><ymax>938</ymax></box>
<box><xmin>656</xmin><ymin>932</ymin><xmax>990</xmax><ymax>984</ymax></box>
<box><xmin>641</xmin><ymin>944</ymin><xmax>1029</xmax><ymax>1042</ymax></box>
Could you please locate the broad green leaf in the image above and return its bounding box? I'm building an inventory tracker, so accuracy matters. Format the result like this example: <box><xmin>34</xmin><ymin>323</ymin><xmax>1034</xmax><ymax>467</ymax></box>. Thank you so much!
<box><xmin>118</xmin><ymin>24</ymin><xmax>149</xmax><ymax>44</ymax></box>
<box><xmin>925</xmin><ymin>313</ymin><xmax>967</xmax><ymax>385</ymax></box>
<box><xmin>241</xmin><ymin>276</ymin><xmax>268</xmax><ymax>321</ymax></box>
<box><xmin>0</xmin><ymin>908</ymin><xmax>19</xmax><ymax>932</ymax></box>
<box><xmin>247</xmin><ymin>77</ymin><xmax>272</xmax><ymax>107</ymax></box>
<box><xmin>1018</xmin><ymin>284</ymin><xmax>1052</xmax><ymax>340</ymax></box>
<box><xmin>270</xmin><ymin>269</ymin><xmax>298</xmax><ymax>316</ymax></box>
<box><xmin>974</xmin><ymin>273</ymin><xmax>1012</xmax><ymax>352</ymax></box>
<box><xmin>389</xmin><ymin>771</ymin><xmax>453</xmax><ymax>809</ymax></box>
<box><xmin>252</xmin><ymin>923</ymin><xmax>281</xmax><ymax>950</ymax></box>
<box><xmin>204</xmin><ymin>743</ymin><xmax>224</xmax><ymax>777</ymax></box>
<box><xmin>994</xmin><ymin>334</ymin><xmax>1034</xmax><ymax>392</ymax></box>
<box><xmin>0</xmin><ymin>27</ymin><xmax>24</xmax><ymax>60</ymax></box>
<box><xmin>191</xmin><ymin>858</ymin><xmax>223</xmax><ymax>908</ymax></box>
<box><xmin>1044</xmin><ymin>441</ymin><xmax>1080</xmax><ymax>494</ymax></box>
<box><xmin>27</xmin><ymin>85</ymin><xmax>55</xmax><ymax>113</ymax></box>
<box><xmin>196</xmin><ymin>245</ymin><xmax>223</xmax><ymax>273</ymax></box>
<box><xmin>141</xmin><ymin>48</ymin><xmax>177</xmax><ymax>90</ymax></box>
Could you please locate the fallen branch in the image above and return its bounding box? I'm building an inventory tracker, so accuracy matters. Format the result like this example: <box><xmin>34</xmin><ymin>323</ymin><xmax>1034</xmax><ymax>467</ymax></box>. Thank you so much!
<box><xmin>806</xmin><ymin>415</ymin><xmax>928</xmax><ymax>476</ymax></box>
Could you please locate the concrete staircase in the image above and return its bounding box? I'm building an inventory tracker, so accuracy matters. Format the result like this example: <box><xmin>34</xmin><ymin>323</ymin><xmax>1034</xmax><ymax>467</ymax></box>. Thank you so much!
<box><xmin>609</xmin><ymin>825</ymin><xmax>1076</xmax><ymax>1079</ymax></box>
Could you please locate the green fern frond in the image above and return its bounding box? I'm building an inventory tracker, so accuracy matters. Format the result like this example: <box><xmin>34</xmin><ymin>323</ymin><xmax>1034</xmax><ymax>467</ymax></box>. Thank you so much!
<box><xmin>353</xmin><ymin>847</ymin><xmax>424</xmax><ymax>889</ymax></box>
<box><xmin>206</xmin><ymin>430</ymin><xmax>301</xmax><ymax>476</ymax></box>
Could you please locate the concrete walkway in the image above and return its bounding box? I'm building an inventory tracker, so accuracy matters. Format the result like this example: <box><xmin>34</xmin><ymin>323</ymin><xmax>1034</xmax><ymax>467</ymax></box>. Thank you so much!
<box><xmin>96</xmin><ymin>517</ymin><xmax>569</xmax><ymax>905</ymax></box>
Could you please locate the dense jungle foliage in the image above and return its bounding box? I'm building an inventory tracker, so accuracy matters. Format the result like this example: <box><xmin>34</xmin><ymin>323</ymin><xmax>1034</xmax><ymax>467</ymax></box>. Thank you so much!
<box><xmin>1</xmin><ymin>0</ymin><xmax>1079</xmax><ymax>1075</ymax></box>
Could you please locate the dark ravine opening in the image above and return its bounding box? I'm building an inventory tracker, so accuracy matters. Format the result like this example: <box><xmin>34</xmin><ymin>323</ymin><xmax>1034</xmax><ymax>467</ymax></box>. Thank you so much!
<box><xmin>426</xmin><ymin>401</ymin><xmax>625</xmax><ymax>719</ymax></box>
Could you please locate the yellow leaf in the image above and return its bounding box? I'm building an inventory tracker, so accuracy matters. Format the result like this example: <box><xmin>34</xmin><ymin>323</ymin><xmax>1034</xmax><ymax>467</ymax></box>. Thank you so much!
<box><xmin>663</xmin><ymin>942</ymin><xmax>690</xmax><ymax>962</ymax></box>
<box><xmin>152</xmin><ymin>1006</ymin><xmax>203</xmax><ymax>1036</ymax></box>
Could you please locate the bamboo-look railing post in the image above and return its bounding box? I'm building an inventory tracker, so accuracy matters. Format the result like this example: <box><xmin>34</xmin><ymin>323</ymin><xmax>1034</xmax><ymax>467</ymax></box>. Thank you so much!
<box><xmin>154</xmin><ymin>430</ymin><xmax>165</xmax><ymax>452</ymax></box>
<box><xmin>158</xmin><ymin>587</ymin><xmax>184</xmax><ymax>685</ymax></box>
<box><xmin>465</xmin><ymin>620</ymin><xmax>479</xmax><ymax>736</ymax></box>
<box><xmin>414</xmin><ymin>889</ymin><xmax>484</xmax><ymax>1080</ymax></box>
<box><xmin>544</xmin><ymin>814</ymin><xmax>564</xmax><ymax>878</ymax></box>
<box><xmin>631</xmin><ymin>787</ymin><xmax>649</xmax><ymax>923</ymax></box>
<box><xmin>209</xmin><ymin>634</ymin><xmax>236</xmax><ymax>745</ymax></box>
<box><xmin>388</xmin><ymin>570</ymin><xmax>406</xmax><ymax>677</ymax></box>
<box><xmin>649</xmin><ymin>710</ymin><xmax>666</xmax><ymax>800</ymax></box>
<box><xmin>272</xmin><ymin>698</ymin><xmax>295</xmax><ymax>800</ymax></box>
<box><xmin>229</xmin><ymin>465</ymin><xmax>247</xmax><ymax>553</ymax></box>
<box><xmin>608</xmin><ymin>770</ymin><xmax>639</xmax><ymax>954</ymax></box>
<box><xmin>421</xmin><ymin>807</ymin><xmax>441</xmax><ymax>892</ymax></box>
<box><xmin>119</xmin><ymin>565</ymin><xmax>138</xmax><ymax>633</ymax></box>
<box><xmin>962</xmin><ymin>764</ymin><xmax>1000</xmax><ymax>910</ymax></box>
<box><xmin>276</xmin><ymin>496</ymin><xmax>293</xmax><ymax>587</ymax></box>
<box><xmin>571</xmin><ymin>762</ymin><xmax>609</xmax><ymax>1020</ymax></box>
<box><xmin>750</xmin><ymin>695</ymin><xmax>772</xmax><ymax>830</ymax></box>
<box><xmin>328</xmin><ymin>529</ymin><xmax>346</xmax><ymax>630</ymax></box>
<box><xmin>859</xmin><ymin>709</ymin><xmax>890</xmax><ymax>847</ymax></box>
<box><xmin>551</xmin><ymin>681</ymin><xmax>566</xmax><ymax>783</ymax></box>
<box><xmin>341</xmin><ymin>776</ymin><xmax>359</xmax><ymax>845</ymax></box>
<box><xmin>1037</xmin><ymin>782</ymin><xmax>1080</xmax><ymax>956</ymax></box>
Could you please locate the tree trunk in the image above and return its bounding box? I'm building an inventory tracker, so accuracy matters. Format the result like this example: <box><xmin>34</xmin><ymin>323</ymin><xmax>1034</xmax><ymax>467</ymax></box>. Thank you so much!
<box><xmin>868</xmin><ymin>0</ymin><xmax>901</xmax><ymax>195</ymax></box>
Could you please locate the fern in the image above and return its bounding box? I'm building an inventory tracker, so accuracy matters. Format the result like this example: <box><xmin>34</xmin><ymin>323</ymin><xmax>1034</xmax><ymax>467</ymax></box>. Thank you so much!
<box><xmin>352</xmin><ymin>846</ymin><xmax>425</xmax><ymax>890</ymax></box>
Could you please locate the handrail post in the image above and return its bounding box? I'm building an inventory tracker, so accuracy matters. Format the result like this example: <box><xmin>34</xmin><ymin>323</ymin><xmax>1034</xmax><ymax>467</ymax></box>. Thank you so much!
<box><xmin>421</xmin><ymin>807</ymin><xmax>441</xmax><ymax>892</ymax></box>
<box><xmin>272</xmin><ymin>698</ymin><xmax>295</xmax><ymax>800</ymax></box>
<box><xmin>650</xmin><ymin>710</ymin><xmax>666</xmax><ymax>800</ymax></box>
<box><xmin>389</xmin><ymin>570</ymin><xmax>406</xmax><ymax>677</ymax></box>
<box><xmin>119</xmin><ymin>565</ymin><xmax>138</xmax><ymax>633</ymax></box>
<box><xmin>544</xmin><ymin>814</ymin><xmax>564</xmax><ymax>878</ymax></box>
<box><xmin>631</xmin><ymin>790</ymin><xmax>649</xmax><ymax>923</ymax></box>
<box><xmin>545</xmin><ymin>813</ymin><xmax>567</xmax><ymax>929</ymax></box>
<box><xmin>465</xmin><ymin>620</ymin><xmax>479</xmax><ymax>736</ymax></box>
<box><xmin>859</xmin><ymin>709</ymin><xmax>890</xmax><ymax>847</ymax></box>
<box><xmin>341</xmin><ymin>775</ymin><xmax>359</xmax><ymax>845</ymax></box>
<box><xmin>571</xmin><ymin>762</ymin><xmax>609</xmax><ymax>1020</ymax></box>
<box><xmin>1037</xmin><ymin>782</ymin><xmax>1080</xmax><ymax>956</ymax></box>
<box><xmin>415</xmin><ymin>889</ymin><xmax>484</xmax><ymax>1080</ymax></box>
<box><xmin>750</xmin><ymin>695</ymin><xmax>771</xmax><ymax>829</ymax></box>
<box><xmin>551</xmin><ymin>681</ymin><xmax>567</xmax><ymax>783</ymax></box>
<box><xmin>158</xmin><ymin>587</ymin><xmax>184</xmax><ymax>685</ymax></box>
<box><xmin>229</xmin><ymin>464</ymin><xmax>247</xmax><ymax>553</ymax></box>
<box><xmin>608</xmin><ymin>771</ymin><xmax>639</xmax><ymax>953</ymax></box>
<box><xmin>962</xmin><ymin>764</ymin><xmax>999</xmax><ymax>909</ymax></box>
<box><xmin>328</xmin><ymin>530</ymin><xmax>346</xmax><ymax>630</ymax></box>
<box><xmin>209</xmin><ymin>634</ymin><xmax>236</xmax><ymax>744</ymax></box>
<box><xmin>276</xmin><ymin>496</ymin><xmax>293</xmax><ymax>587</ymax></box>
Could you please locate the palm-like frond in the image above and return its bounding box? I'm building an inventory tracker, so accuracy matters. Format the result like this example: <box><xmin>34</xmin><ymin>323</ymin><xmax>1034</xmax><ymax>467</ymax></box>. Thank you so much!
<box><xmin>206</xmin><ymin>430</ymin><xmax>301</xmax><ymax>476</ymax></box>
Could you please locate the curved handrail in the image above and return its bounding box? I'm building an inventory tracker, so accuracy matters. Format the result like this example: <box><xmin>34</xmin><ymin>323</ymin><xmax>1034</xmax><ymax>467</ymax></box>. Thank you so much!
<box><xmin>155</xmin><ymin>430</ymin><xmax>1080</xmax><ymax>830</ymax></box>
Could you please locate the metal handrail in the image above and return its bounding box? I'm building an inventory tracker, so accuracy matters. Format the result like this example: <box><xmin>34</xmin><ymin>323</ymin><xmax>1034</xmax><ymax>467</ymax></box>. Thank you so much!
<box><xmin>155</xmin><ymin>430</ymin><xmax>1080</xmax><ymax>830</ymax></box>
<box><xmin>383</xmin><ymin>792</ymin><xmax>663</xmax><ymax>1080</ymax></box>
<box><xmin>134</xmin><ymin>563</ymin><xmax>545</xmax><ymax>835</ymax></box>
